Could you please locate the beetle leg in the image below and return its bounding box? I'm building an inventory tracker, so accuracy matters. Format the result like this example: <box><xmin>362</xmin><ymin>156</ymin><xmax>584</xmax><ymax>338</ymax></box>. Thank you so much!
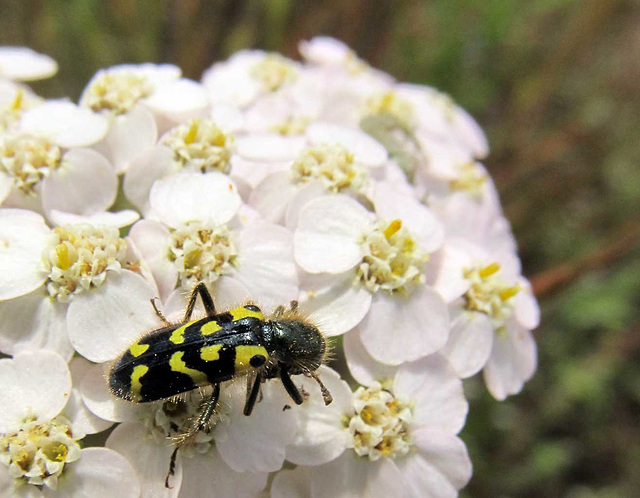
<box><xmin>280</xmin><ymin>364</ymin><xmax>303</xmax><ymax>405</ymax></box>
<box><xmin>243</xmin><ymin>372</ymin><xmax>262</xmax><ymax>416</ymax></box>
<box><xmin>184</xmin><ymin>282</ymin><xmax>217</xmax><ymax>321</ymax></box>
<box><xmin>150</xmin><ymin>297</ymin><xmax>169</xmax><ymax>325</ymax></box>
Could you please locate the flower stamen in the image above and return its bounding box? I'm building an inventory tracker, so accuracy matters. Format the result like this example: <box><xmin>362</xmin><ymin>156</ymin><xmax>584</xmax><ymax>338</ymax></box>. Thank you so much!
<box><xmin>0</xmin><ymin>134</ymin><xmax>62</xmax><ymax>195</ymax></box>
<box><xmin>356</xmin><ymin>219</ymin><xmax>427</xmax><ymax>295</ymax></box>
<box><xmin>41</xmin><ymin>225</ymin><xmax>131</xmax><ymax>303</ymax></box>
<box><xmin>160</xmin><ymin>119</ymin><xmax>234</xmax><ymax>174</ymax></box>
<box><xmin>290</xmin><ymin>144</ymin><xmax>368</xmax><ymax>193</ymax></box>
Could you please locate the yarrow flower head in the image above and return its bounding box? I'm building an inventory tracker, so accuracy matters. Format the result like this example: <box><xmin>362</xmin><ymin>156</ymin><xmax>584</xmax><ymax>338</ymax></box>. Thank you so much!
<box><xmin>0</xmin><ymin>36</ymin><xmax>540</xmax><ymax>498</ymax></box>
<box><xmin>290</xmin><ymin>143</ymin><xmax>368</xmax><ymax>193</ymax></box>
<box><xmin>41</xmin><ymin>224</ymin><xmax>130</xmax><ymax>303</ymax></box>
<box><xmin>160</xmin><ymin>118</ymin><xmax>234</xmax><ymax>174</ymax></box>
<box><xmin>0</xmin><ymin>350</ymin><xmax>140</xmax><ymax>496</ymax></box>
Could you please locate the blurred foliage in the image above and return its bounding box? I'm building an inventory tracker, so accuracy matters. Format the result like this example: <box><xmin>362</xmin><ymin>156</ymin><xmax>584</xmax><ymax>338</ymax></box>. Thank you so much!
<box><xmin>2</xmin><ymin>0</ymin><xmax>640</xmax><ymax>496</ymax></box>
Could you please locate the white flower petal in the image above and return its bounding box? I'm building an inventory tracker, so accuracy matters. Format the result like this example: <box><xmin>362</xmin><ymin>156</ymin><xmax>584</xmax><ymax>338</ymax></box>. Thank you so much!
<box><xmin>67</xmin><ymin>271</ymin><xmax>161</xmax><ymax>362</ymax></box>
<box><xmin>0</xmin><ymin>350</ymin><xmax>71</xmax><ymax>432</ymax></box>
<box><xmin>63</xmin><ymin>389</ymin><xmax>113</xmax><ymax>437</ymax></box>
<box><xmin>236</xmin><ymin>134</ymin><xmax>305</xmax><ymax>162</ymax></box>
<box><xmin>234</xmin><ymin>223</ymin><xmax>298</xmax><ymax>309</ymax></box>
<box><xmin>0</xmin><ymin>209</ymin><xmax>49</xmax><ymax>300</ymax></box>
<box><xmin>42</xmin><ymin>148</ymin><xmax>116</xmax><ymax>217</ymax></box>
<box><xmin>248</xmin><ymin>171</ymin><xmax>299</xmax><ymax>224</ymax></box>
<box><xmin>452</xmin><ymin>106</ymin><xmax>489</xmax><ymax>159</ymax></box>
<box><xmin>21</xmin><ymin>101</ymin><xmax>108</xmax><ymax>147</ymax></box>
<box><xmin>484</xmin><ymin>324</ymin><xmax>537</xmax><ymax>401</ymax></box>
<box><xmin>309</xmin><ymin>452</ymin><xmax>405</xmax><ymax>498</ymax></box>
<box><xmin>0</xmin><ymin>47</ymin><xmax>57</xmax><ymax>81</ymax></box>
<box><xmin>128</xmin><ymin>219</ymin><xmax>176</xmax><ymax>301</ymax></box>
<box><xmin>123</xmin><ymin>144</ymin><xmax>176</xmax><ymax>214</ymax></box>
<box><xmin>215</xmin><ymin>380</ymin><xmax>296</xmax><ymax>473</ymax></box>
<box><xmin>396</xmin><ymin>445</ymin><xmax>460</xmax><ymax>498</ymax></box>
<box><xmin>343</xmin><ymin>328</ymin><xmax>397</xmax><ymax>386</ymax></box>
<box><xmin>271</xmin><ymin>467</ymin><xmax>311</xmax><ymax>498</ymax></box>
<box><xmin>284</xmin><ymin>180</ymin><xmax>327</xmax><ymax>230</ymax></box>
<box><xmin>294</xmin><ymin>195</ymin><xmax>373</xmax><ymax>273</ymax></box>
<box><xmin>373</xmin><ymin>182</ymin><xmax>444</xmax><ymax>252</ymax></box>
<box><xmin>299</xmin><ymin>36</ymin><xmax>351</xmax><ymax>65</ymax></box>
<box><xmin>286</xmin><ymin>366</ymin><xmax>352</xmax><ymax>466</ymax></box>
<box><xmin>211</xmin><ymin>103</ymin><xmax>244</xmax><ymax>132</ymax></box>
<box><xmin>144</xmin><ymin>78</ymin><xmax>210</xmax><ymax>126</ymax></box>
<box><xmin>410</xmin><ymin>430</ymin><xmax>472</xmax><ymax>493</ymax></box>
<box><xmin>306</xmin><ymin>122</ymin><xmax>388</xmax><ymax>167</ymax></box>
<box><xmin>429</xmin><ymin>241</ymin><xmax>473</xmax><ymax>303</ymax></box>
<box><xmin>150</xmin><ymin>172</ymin><xmax>241</xmax><ymax>228</ymax></box>
<box><xmin>298</xmin><ymin>271</ymin><xmax>372</xmax><ymax>337</ymax></box>
<box><xmin>441</xmin><ymin>307</ymin><xmax>494</xmax><ymax>378</ymax></box>
<box><xmin>0</xmin><ymin>173</ymin><xmax>13</xmax><ymax>204</ymax></box>
<box><xmin>359</xmin><ymin>286</ymin><xmax>449</xmax><ymax>365</ymax></box>
<box><xmin>180</xmin><ymin>448</ymin><xmax>267</xmax><ymax>498</ymax></box>
<box><xmin>79</xmin><ymin>362</ymin><xmax>141</xmax><ymax>423</ymax></box>
<box><xmin>94</xmin><ymin>105</ymin><xmax>158</xmax><ymax>174</ymax></box>
<box><xmin>107</xmin><ymin>422</ymin><xmax>181</xmax><ymax>498</ymax></box>
<box><xmin>48</xmin><ymin>209</ymin><xmax>140</xmax><ymax>228</ymax></box>
<box><xmin>58</xmin><ymin>447</ymin><xmax>141</xmax><ymax>498</ymax></box>
<box><xmin>394</xmin><ymin>354</ymin><xmax>468</xmax><ymax>434</ymax></box>
<box><xmin>0</xmin><ymin>288</ymin><xmax>73</xmax><ymax>360</ymax></box>
<box><xmin>513</xmin><ymin>279</ymin><xmax>540</xmax><ymax>329</ymax></box>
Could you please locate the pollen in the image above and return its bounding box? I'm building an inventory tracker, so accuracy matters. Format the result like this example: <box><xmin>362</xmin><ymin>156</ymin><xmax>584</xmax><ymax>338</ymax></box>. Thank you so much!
<box><xmin>82</xmin><ymin>69</ymin><xmax>153</xmax><ymax>114</ymax></box>
<box><xmin>168</xmin><ymin>221</ymin><xmax>238</xmax><ymax>290</ymax></box>
<box><xmin>365</xmin><ymin>91</ymin><xmax>415</xmax><ymax>129</ymax></box>
<box><xmin>269</xmin><ymin>115</ymin><xmax>311</xmax><ymax>136</ymax></box>
<box><xmin>0</xmin><ymin>134</ymin><xmax>62</xmax><ymax>195</ymax></box>
<box><xmin>463</xmin><ymin>262</ymin><xmax>521</xmax><ymax>326</ymax></box>
<box><xmin>249</xmin><ymin>54</ymin><xmax>297</xmax><ymax>92</ymax></box>
<box><xmin>449</xmin><ymin>161</ymin><xmax>487</xmax><ymax>197</ymax></box>
<box><xmin>0</xmin><ymin>416</ymin><xmax>81</xmax><ymax>489</ymax></box>
<box><xmin>0</xmin><ymin>89</ymin><xmax>41</xmax><ymax>132</ymax></box>
<box><xmin>160</xmin><ymin>119</ymin><xmax>235</xmax><ymax>174</ymax></box>
<box><xmin>356</xmin><ymin>219</ymin><xmax>428</xmax><ymax>296</ymax></box>
<box><xmin>41</xmin><ymin>224</ymin><xmax>131</xmax><ymax>303</ymax></box>
<box><xmin>346</xmin><ymin>382</ymin><xmax>413</xmax><ymax>461</ymax></box>
<box><xmin>290</xmin><ymin>143</ymin><xmax>368</xmax><ymax>193</ymax></box>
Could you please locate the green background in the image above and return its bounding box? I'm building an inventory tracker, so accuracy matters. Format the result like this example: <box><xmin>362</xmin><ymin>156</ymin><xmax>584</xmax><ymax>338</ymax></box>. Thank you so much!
<box><xmin>2</xmin><ymin>0</ymin><xmax>640</xmax><ymax>496</ymax></box>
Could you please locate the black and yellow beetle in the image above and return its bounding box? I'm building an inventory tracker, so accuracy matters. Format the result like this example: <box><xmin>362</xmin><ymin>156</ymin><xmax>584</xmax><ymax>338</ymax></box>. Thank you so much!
<box><xmin>109</xmin><ymin>282</ymin><xmax>332</xmax><ymax>433</ymax></box>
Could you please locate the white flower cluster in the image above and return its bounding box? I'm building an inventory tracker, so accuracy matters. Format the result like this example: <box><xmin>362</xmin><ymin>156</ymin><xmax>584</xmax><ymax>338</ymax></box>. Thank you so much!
<box><xmin>0</xmin><ymin>38</ymin><xmax>539</xmax><ymax>497</ymax></box>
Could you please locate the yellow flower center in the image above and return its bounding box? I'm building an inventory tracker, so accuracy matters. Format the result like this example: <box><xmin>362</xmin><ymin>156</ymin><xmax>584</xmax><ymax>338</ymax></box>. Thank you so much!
<box><xmin>347</xmin><ymin>383</ymin><xmax>413</xmax><ymax>461</ymax></box>
<box><xmin>168</xmin><ymin>221</ymin><xmax>237</xmax><ymax>290</ymax></box>
<box><xmin>0</xmin><ymin>416</ymin><xmax>81</xmax><ymax>489</ymax></box>
<box><xmin>41</xmin><ymin>225</ymin><xmax>131</xmax><ymax>303</ymax></box>
<box><xmin>463</xmin><ymin>262</ymin><xmax>520</xmax><ymax>327</ymax></box>
<box><xmin>0</xmin><ymin>134</ymin><xmax>62</xmax><ymax>195</ymax></box>
<box><xmin>82</xmin><ymin>70</ymin><xmax>153</xmax><ymax>114</ymax></box>
<box><xmin>356</xmin><ymin>219</ymin><xmax>428</xmax><ymax>296</ymax></box>
<box><xmin>290</xmin><ymin>144</ymin><xmax>368</xmax><ymax>193</ymax></box>
<box><xmin>161</xmin><ymin>119</ymin><xmax>235</xmax><ymax>174</ymax></box>
<box><xmin>249</xmin><ymin>54</ymin><xmax>297</xmax><ymax>92</ymax></box>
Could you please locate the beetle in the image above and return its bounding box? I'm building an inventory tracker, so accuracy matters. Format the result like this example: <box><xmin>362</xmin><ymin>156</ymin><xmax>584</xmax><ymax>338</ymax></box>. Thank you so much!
<box><xmin>109</xmin><ymin>282</ymin><xmax>333</xmax><ymax>485</ymax></box>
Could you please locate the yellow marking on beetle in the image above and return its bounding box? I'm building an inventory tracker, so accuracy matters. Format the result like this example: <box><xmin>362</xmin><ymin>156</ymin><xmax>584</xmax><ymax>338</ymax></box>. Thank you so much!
<box><xmin>129</xmin><ymin>342</ymin><xmax>149</xmax><ymax>357</ymax></box>
<box><xmin>130</xmin><ymin>365</ymin><xmax>149</xmax><ymax>399</ymax></box>
<box><xmin>201</xmin><ymin>320</ymin><xmax>222</xmax><ymax>336</ymax></box>
<box><xmin>235</xmin><ymin>345</ymin><xmax>268</xmax><ymax>370</ymax></box>
<box><xmin>201</xmin><ymin>344</ymin><xmax>223</xmax><ymax>362</ymax></box>
<box><xmin>169</xmin><ymin>351</ymin><xmax>207</xmax><ymax>384</ymax></box>
<box><xmin>170</xmin><ymin>320</ymin><xmax>197</xmax><ymax>344</ymax></box>
<box><xmin>230</xmin><ymin>306</ymin><xmax>264</xmax><ymax>322</ymax></box>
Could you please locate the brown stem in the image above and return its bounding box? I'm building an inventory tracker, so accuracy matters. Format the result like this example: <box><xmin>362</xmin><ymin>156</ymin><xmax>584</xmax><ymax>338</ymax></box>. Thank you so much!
<box><xmin>530</xmin><ymin>220</ymin><xmax>640</xmax><ymax>299</ymax></box>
